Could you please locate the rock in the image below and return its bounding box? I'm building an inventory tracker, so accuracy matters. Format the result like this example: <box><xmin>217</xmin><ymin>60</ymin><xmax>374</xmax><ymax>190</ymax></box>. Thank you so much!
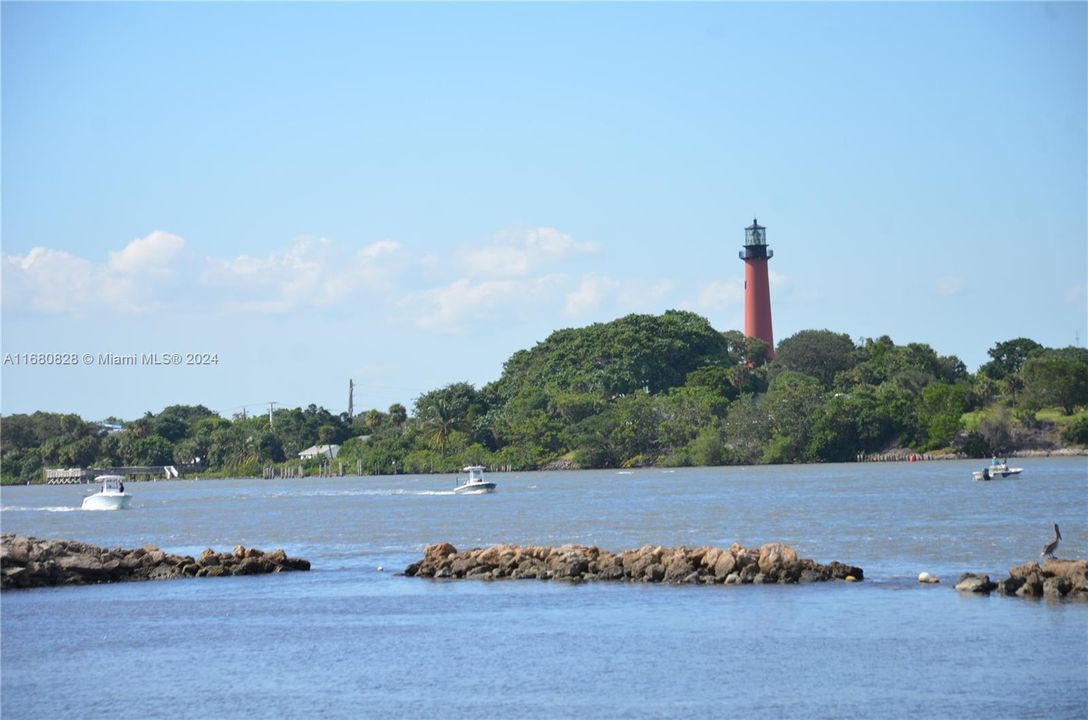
<box><xmin>198</xmin><ymin>550</ymin><xmax>221</xmax><ymax>567</ymax></box>
<box><xmin>1042</xmin><ymin>559</ymin><xmax>1088</xmax><ymax>585</ymax></box>
<box><xmin>2</xmin><ymin>566</ymin><xmax>28</xmax><ymax>588</ymax></box>
<box><xmin>1009</xmin><ymin>561</ymin><xmax>1042</xmax><ymax>580</ymax></box>
<box><xmin>4</xmin><ymin>537</ymin><xmax>30</xmax><ymax>564</ymax></box>
<box><xmin>990</xmin><ymin>557</ymin><xmax>1088</xmax><ymax>602</ymax></box>
<box><xmin>1</xmin><ymin>535</ymin><xmax>309</xmax><ymax>590</ymax></box>
<box><xmin>644</xmin><ymin>563</ymin><xmax>665</xmax><ymax>582</ymax></box>
<box><xmin>1016</xmin><ymin>580</ymin><xmax>1042</xmax><ymax>599</ymax></box>
<box><xmin>758</xmin><ymin>543</ymin><xmax>799</xmax><ymax>574</ymax></box>
<box><xmin>621</xmin><ymin>546</ymin><xmax>656</xmax><ymax>580</ymax></box>
<box><xmin>825</xmin><ymin>561</ymin><xmax>865</xmax><ymax>581</ymax></box>
<box><xmin>199</xmin><ymin>565</ymin><xmax>230</xmax><ymax>578</ymax></box>
<box><xmin>954</xmin><ymin>573</ymin><xmax>996</xmax><ymax>594</ymax></box>
<box><xmin>595</xmin><ymin>554</ymin><xmax>624</xmax><ymax>581</ymax></box>
<box><xmin>699</xmin><ymin>547</ymin><xmax>721</xmax><ymax>570</ymax></box>
<box><xmin>712</xmin><ymin>552</ymin><xmax>736</xmax><ymax>579</ymax></box>
<box><xmin>663</xmin><ymin>551</ymin><xmax>696</xmax><ymax>582</ymax></box>
<box><xmin>1042</xmin><ymin>577</ymin><xmax>1069</xmax><ymax>598</ymax></box>
<box><xmin>424</xmin><ymin>542</ymin><xmax>457</xmax><ymax>562</ymax></box>
<box><xmin>733</xmin><ymin>546</ymin><xmax>760</xmax><ymax>571</ymax></box>
<box><xmin>995</xmin><ymin>576</ymin><xmax>1025</xmax><ymax>595</ymax></box>
<box><xmin>403</xmin><ymin>540</ymin><xmax>862</xmax><ymax>587</ymax></box>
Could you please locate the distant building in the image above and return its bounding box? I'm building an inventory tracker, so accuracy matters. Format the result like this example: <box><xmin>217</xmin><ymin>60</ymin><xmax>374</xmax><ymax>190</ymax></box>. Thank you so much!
<box><xmin>298</xmin><ymin>444</ymin><xmax>340</xmax><ymax>460</ymax></box>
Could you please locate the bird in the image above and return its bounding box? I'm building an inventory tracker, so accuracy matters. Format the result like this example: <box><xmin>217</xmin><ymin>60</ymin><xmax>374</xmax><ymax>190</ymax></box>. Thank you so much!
<box><xmin>1041</xmin><ymin>524</ymin><xmax>1062</xmax><ymax>559</ymax></box>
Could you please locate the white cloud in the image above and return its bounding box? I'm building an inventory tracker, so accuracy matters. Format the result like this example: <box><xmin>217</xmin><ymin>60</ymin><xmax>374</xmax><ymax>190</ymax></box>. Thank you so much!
<box><xmin>107</xmin><ymin>231</ymin><xmax>186</xmax><ymax>275</ymax></box>
<box><xmin>463</xmin><ymin>227</ymin><xmax>598</xmax><ymax>278</ymax></box>
<box><xmin>3</xmin><ymin>247</ymin><xmax>97</xmax><ymax>314</ymax></box>
<box><xmin>403</xmin><ymin>278</ymin><xmax>518</xmax><ymax>333</ymax></box>
<box><xmin>688</xmin><ymin>279</ymin><xmax>745</xmax><ymax>314</ymax></box>
<box><xmin>564</xmin><ymin>274</ymin><xmax>620</xmax><ymax>316</ymax></box>
<box><xmin>401</xmin><ymin>274</ymin><xmax>570</xmax><ymax>334</ymax></box>
<box><xmin>2</xmin><ymin>232</ymin><xmax>192</xmax><ymax>315</ymax></box>
<box><xmin>562</xmin><ymin>275</ymin><xmax>675</xmax><ymax>319</ymax></box>
<box><xmin>936</xmin><ymin>276</ymin><xmax>965</xmax><ymax>296</ymax></box>
<box><xmin>3</xmin><ymin>226</ymin><xmax>605</xmax><ymax>328</ymax></box>
<box><xmin>3</xmin><ymin>232</ymin><xmax>405</xmax><ymax>316</ymax></box>
<box><xmin>616</xmin><ymin>279</ymin><xmax>673</xmax><ymax>311</ymax></box>
<box><xmin>201</xmin><ymin>237</ymin><xmax>404</xmax><ymax>312</ymax></box>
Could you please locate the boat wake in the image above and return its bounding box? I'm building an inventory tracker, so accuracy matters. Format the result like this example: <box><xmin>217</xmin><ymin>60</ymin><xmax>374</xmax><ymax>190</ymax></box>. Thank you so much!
<box><xmin>267</xmin><ymin>488</ymin><xmax>457</xmax><ymax>498</ymax></box>
<box><xmin>0</xmin><ymin>505</ymin><xmax>79</xmax><ymax>513</ymax></box>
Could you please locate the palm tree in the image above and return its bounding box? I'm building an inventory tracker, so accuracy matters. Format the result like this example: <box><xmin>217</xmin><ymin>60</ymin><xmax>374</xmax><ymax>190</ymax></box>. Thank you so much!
<box><xmin>420</xmin><ymin>398</ymin><xmax>458</xmax><ymax>453</ymax></box>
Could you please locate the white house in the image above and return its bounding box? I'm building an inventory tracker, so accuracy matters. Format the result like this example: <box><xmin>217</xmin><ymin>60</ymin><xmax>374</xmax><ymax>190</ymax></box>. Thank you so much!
<box><xmin>298</xmin><ymin>444</ymin><xmax>340</xmax><ymax>460</ymax></box>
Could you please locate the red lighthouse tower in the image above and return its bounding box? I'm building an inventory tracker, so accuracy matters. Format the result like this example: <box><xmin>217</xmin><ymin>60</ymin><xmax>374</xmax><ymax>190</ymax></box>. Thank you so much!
<box><xmin>739</xmin><ymin>218</ymin><xmax>774</xmax><ymax>360</ymax></box>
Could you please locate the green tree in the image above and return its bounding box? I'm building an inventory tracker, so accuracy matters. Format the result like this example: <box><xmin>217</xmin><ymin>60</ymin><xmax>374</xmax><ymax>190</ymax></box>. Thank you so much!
<box><xmin>685</xmin><ymin>420</ymin><xmax>728</xmax><ymax>467</ymax></box>
<box><xmin>1062</xmin><ymin>414</ymin><xmax>1088</xmax><ymax>446</ymax></box>
<box><xmin>761</xmin><ymin>371</ymin><xmax>825</xmax><ymax>463</ymax></box>
<box><xmin>1020</xmin><ymin>349</ymin><xmax>1088</xmax><ymax>415</ymax></box>
<box><xmin>415</xmin><ymin>390</ymin><xmax>469</xmax><ymax>455</ymax></box>
<box><xmin>172</xmin><ymin>436</ymin><xmax>209</xmax><ymax>466</ymax></box>
<box><xmin>980</xmin><ymin>338</ymin><xmax>1044</xmax><ymax>380</ymax></box>
<box><xmin>683</xmin><ymin>366</ymin><xmax>739</xmax><ymax>403</ymax></box>
<box><xmin>916</xmin><ymin>383</ymin><xmax>969</xmax><ymax>450</ymax></box>
<box><xmin>723</xmin><ymin>394</ymin><xmax>771</xmax><ymax>465</ymax></box>
<box><xmin>498</xmin><ymin>387</ymin><xmax>562</xmax><ymax>453</ymax></box>
<box><xmin>744</xmin><ymin>336</ymin><xmax>771</xmax><ymax>368</ymax></box>
<box><xmin>360</xmin><ymin>410</ymin><xmax>384</xmax><ymax>432</ymax></box>
<box><xmin>257</xmin><ymin>432</ymin><xmax>286</xmax><ymax>463</ymax></box>
<box><xmin>317</xmin><ymin>424</ymin><xmax>338</xmax><ymax>445</ymax></box>
<box><xmin>129</xmin><ymin>435</ymin><xmax>175</xmax><ymax>465</ymax></box>
<box><xmin>656</xmin><ymin>384</ymin><xmax>728</xmax><ymax>451</ymax></box>
<box><xmin>774</xmin><ymin>329</ymin><xmax>857</xmax><ymax>388</ymax></box>
<box><xmin>490</xmin><ymin>311</ymin><xmax>734</xmax><ymax>401</ymax></box>
<box><xmin>388</xmin><ymin>404</ymin><xmax>408</xmax><ymax>425</ymax></box>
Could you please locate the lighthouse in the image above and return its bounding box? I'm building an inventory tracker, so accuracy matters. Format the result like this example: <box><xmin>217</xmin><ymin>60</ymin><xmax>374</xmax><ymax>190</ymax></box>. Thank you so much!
<box><xmin>739</xmin><ymin>218</ymin><xmax>775</xmax><ymax>360</ymax></box>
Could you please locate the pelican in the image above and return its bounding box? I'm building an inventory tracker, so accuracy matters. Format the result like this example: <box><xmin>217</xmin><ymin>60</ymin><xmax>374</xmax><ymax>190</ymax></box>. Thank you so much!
<box><xmin>1041</xmin><ymin>524</ymin><xmax>1062</xmax><ymax>558</ymax></box>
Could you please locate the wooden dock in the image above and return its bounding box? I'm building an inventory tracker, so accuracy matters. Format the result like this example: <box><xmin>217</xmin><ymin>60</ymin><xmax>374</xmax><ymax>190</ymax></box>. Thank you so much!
<box><xmin>44</xmin><ymin>465</ymin><xmax>181</xmax><ymax>484</ymax></box>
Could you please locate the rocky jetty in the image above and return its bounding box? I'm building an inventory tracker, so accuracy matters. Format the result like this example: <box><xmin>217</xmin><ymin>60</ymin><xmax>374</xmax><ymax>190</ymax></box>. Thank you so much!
<box><xmin>404</xmin><ymin>542</ymin><xmax>863</xmax><ymax>585</ymax></box>
<box><xmin>1</xmin><ymin>534</ymin><xmax>310</xmax><ymax>590</ymax></box>
<box><xmin>954</xmin><ymin>559</ymin><xmax>1088</xmax><ymax>601</ymax></box>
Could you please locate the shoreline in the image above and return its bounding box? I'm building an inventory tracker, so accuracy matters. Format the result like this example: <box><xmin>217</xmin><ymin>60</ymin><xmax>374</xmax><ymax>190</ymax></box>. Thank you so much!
<box><xmin>5</xmin><ymin>448</ymin><xmax>1086</xmax><ymax>485</ymax></box>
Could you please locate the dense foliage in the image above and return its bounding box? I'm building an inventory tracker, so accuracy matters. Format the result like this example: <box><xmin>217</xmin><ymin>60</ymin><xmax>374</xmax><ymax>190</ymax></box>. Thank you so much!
<box><xmin>3</xmin><ymin>315</ymin><xmax>1086</xmax><ymax>484</ymax></box>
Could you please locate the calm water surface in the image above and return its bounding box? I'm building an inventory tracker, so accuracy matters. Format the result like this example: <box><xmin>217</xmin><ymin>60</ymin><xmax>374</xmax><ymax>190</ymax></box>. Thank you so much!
<box><xmin>2</xmin><ymin>458</ymin><xmax>1086</xmax><ymax>719</ymax></box>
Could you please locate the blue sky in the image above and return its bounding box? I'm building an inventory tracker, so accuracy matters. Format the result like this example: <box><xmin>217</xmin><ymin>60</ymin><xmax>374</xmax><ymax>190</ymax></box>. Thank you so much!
<box><xmin>2</xmin><ymin>2</ymin><xmax>1085</xmax><ymax>421</ymax></box>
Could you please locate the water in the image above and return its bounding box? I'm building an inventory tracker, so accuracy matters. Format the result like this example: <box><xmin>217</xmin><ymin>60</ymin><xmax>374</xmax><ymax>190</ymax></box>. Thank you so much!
<box><xmin>2</xmin><ymin>458</ymin><xmax>1086</xmax><ymax>719</ymax></box>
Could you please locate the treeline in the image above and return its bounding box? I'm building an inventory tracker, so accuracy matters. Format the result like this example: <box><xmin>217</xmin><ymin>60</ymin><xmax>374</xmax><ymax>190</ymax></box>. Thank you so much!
<box><xmin>3</xmin><ymin>311</ymin><xmax>1087</xmax><ymax>483</ymax></box>
<box><xmin>1</xmin><ymin>404</ymin><xmax>358</xmax><ymax>484</ymax></box>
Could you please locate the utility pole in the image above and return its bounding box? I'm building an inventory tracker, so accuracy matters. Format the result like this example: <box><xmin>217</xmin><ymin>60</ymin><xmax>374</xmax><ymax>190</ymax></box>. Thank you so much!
<box><xmin>348</xmin><ymin>379</ymin><xmax>354</xmax><ymax>418</ymax></box>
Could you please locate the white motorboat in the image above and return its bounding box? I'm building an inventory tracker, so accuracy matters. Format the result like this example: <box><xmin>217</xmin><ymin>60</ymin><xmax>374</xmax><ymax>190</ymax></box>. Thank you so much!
<box><xmin>973</xmin><ymin>459</ymin><xmax>1023</xmax><ymax>481</ymax></box>
<box><xmin>82</xmin><ymin>475</ymin><xmax>132</xmax><ymax>510</ymax></box>
<box><xmin>453</xmin><ymin>466</ymin><xmax>496</xmax><ymax>494</ymax></box>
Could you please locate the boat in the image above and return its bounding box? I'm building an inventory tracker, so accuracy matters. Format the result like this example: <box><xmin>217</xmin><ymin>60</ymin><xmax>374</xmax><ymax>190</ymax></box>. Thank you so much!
<box><xmin>453</xmin><ymin>466</ymin><xmax>496</xmax><ymax>494</ymax></box>
<box><xmin>973</xmin><ymin>458</ymin><xmax>1024</xmax><ymax>481</ymax></box>
<box><xmin>82</xmin><ymin>475</ymin><xmax>132</xmax><ymax>510</ymax></box>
